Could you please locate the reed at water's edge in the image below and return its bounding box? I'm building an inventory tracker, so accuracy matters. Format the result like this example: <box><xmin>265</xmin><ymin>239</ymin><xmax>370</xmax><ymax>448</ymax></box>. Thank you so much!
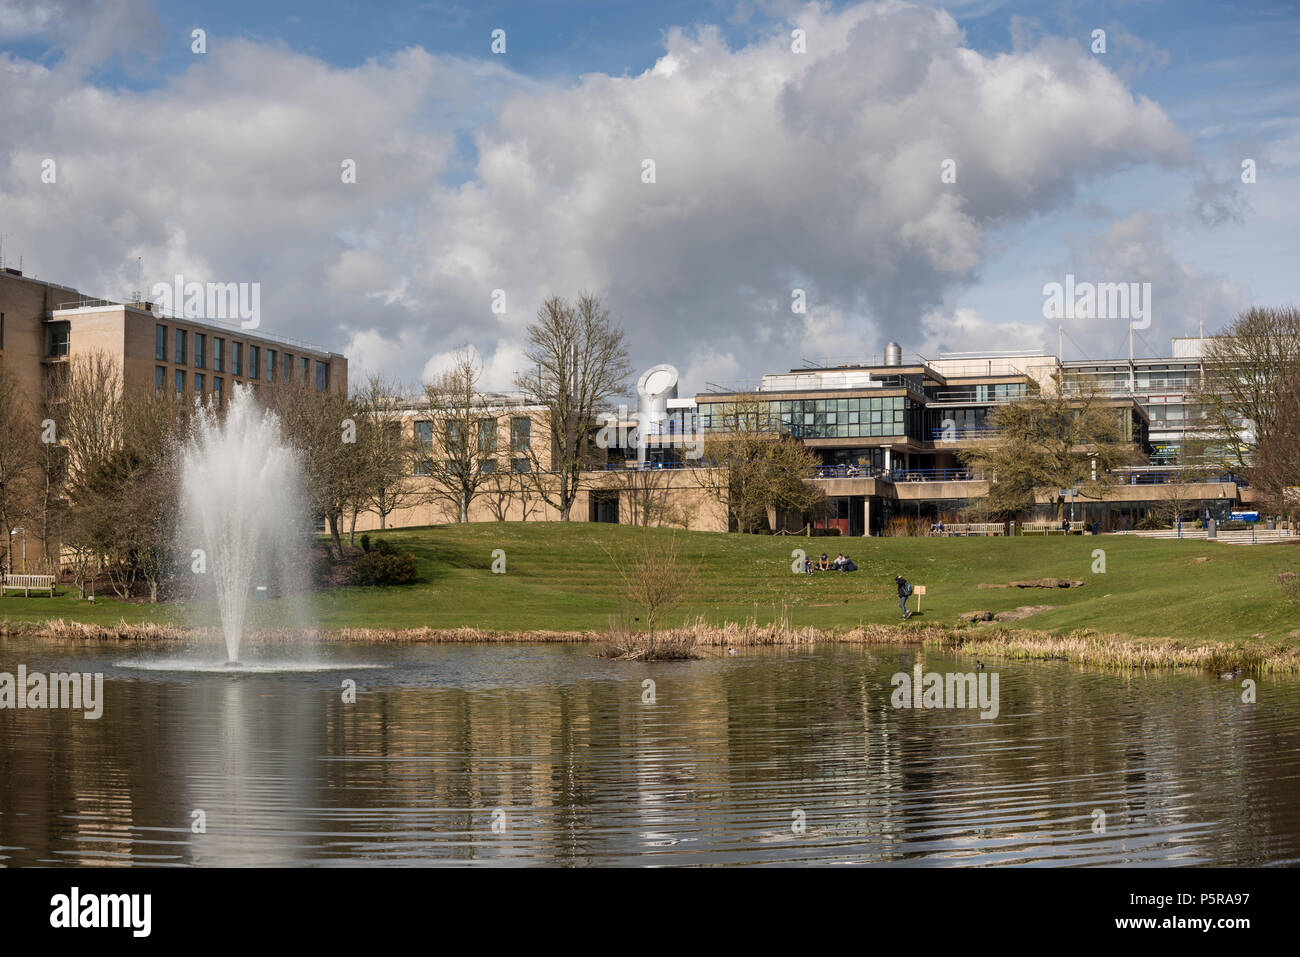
<box><xmin>11</xmin><ymin>617</ymin><xmax>1299</xmax><ymax>674</ymax></box>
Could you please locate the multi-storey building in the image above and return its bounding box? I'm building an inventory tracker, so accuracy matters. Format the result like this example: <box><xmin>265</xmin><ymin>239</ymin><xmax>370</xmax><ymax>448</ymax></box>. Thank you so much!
<box><xmin>0</xmin><ymin>267</ymin><xmax>349</xmax><ymax>563</ymax></box>
<box><xmin>1</xmin><ymin>268</ymin><xmax>347</xmax><ymax>404</ymax></box>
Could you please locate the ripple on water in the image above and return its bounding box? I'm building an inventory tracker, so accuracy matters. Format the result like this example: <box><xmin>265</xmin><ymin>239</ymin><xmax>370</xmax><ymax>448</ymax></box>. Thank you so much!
<box><xmin>0</xmin><ymin>641</ymin><xmax>1296</xmax><ymax>866</ymax></box>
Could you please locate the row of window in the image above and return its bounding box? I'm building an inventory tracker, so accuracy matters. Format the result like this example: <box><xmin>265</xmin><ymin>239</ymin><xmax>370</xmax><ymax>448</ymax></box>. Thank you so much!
<box><xmin>412</xmin><ymin>417</ymin><xmax>532</xmax><ymax>452</ymax></box>
<box><xmin>158</xmin><ymin>366</ymin><xmax>223</xmax><ymax>397</ymax></box>
<box><xmin>697</xmin><ymin>397</ymin><xmax>914</xmax><ymax>439</ymax></box>
<box><xmin>156</xmin><ymin>323</ymin><xmax>329</xmax><ymax>391</ymax></box>
<box><xmin>413</xmin><ymin>458</ymin><xmax>532</xmax><ymax>476</ymax></box>
<box><xmin>927</xmin><ymin>383</ymin><xmax>1027</xmax><ymax>402</ymax></box>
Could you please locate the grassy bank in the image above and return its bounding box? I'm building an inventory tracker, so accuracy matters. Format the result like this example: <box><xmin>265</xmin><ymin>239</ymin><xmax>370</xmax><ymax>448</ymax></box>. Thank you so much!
<box><xmin>3</xmin><ymin>523</ymin><xmax>1298</xmax><ymax>669</ymax></box>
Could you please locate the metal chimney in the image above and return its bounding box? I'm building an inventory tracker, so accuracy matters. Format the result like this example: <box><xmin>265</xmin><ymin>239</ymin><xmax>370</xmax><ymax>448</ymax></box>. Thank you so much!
<box><xmin>635</xmin><ymin>364</ymin><xmax>679</xmax><ymax>465</ymax></box>
<box><xmin>884</xmin><ymin>342</ymin><xmax>903</xmax><ymax>366</ymax></box>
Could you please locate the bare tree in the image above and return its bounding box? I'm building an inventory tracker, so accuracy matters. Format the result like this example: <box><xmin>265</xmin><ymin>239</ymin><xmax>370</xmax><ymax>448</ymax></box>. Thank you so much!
<box><xmin>354</xmin><ymin>374</ymin><xmax>420</xmax><ymax>531</ymax></box>
<box><xmin>694</xmin><ymin>393</ymin><xmax>825</xmax><ymax>532</ymax></box>
<box><xmin>601</xmin><ymin>531</ymin><xmax>699</xmax><ymax>637</ymax></box>
<box><xmin>268</xmin><ymin>385</ymin><xmax>365</xmax><ymax>559</ymax></box>
<box><xmin>960</xmin><ymin>371</ymin><xmax>1143</xmax><ymax>520</ymax></box>
<box><xmin>0</xmin><ymin>367</ymin><xmax>35</xmax><ymax>572</ymax></box>
<box><xmin>1249</xmin><ymin>370</ymin><xmax>1300</xmax><ymax>519</ymax></box>
<box><xmin>1195</xmin><ymin>305</ymin><xmax>1300</xmax><ymax>469</ymax></box>
<box><xmin>419</xmin><ymin>349</ymin><xmax>498</xmax><ymax>523</ymax></box>
<box><xmin>514</xmin><ymin>293</ymin><xmax>632</xmax><ymax>521</ymax></box>
<box><xmin>31</xmin><ymin>373</ymin><xmax>68</xmax><ymax>573</ymax></box>
<box><xmin>1150</xmin><ymin>435</ymin><xmax>1218</xmax><ymax>528</ymax></box>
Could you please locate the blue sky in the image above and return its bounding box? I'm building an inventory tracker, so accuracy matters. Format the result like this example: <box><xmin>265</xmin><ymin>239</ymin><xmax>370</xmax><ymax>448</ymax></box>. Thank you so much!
<box><xmin>2</xmin><ymin>0</ymin><xmax>1298</xmax><ymax>388</ymax></box>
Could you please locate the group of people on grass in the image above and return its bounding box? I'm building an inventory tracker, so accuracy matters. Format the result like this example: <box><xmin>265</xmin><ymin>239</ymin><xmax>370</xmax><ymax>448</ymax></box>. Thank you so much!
<box><xmin>800</xmin><ymin>557</ymin><xmax>918</xmax><ymax>621</ymax></box>
<box><xmin>803</xmin><ymin>552</ymin><xmax>858</xmax><ymax>575</ymax></box>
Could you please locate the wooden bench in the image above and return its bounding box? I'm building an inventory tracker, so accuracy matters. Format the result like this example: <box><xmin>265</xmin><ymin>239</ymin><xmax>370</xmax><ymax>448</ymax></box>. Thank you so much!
<box><xmin>2</xmin><ymin>573</ymin><xmax>55</xmax><ymax>597</ymax></box>
<box><xmin>1019</xmin><ymin>522</ymin><xmax>1067</xmax><ymax>535</ymax></box>
<box><xmin>944</xmin><ymin>523</ymin><xmax>1005</xmax><ymax>536</ymax></box>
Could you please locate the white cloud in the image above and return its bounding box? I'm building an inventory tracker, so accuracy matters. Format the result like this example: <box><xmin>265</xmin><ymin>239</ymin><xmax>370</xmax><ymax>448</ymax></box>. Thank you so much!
<box><xmin>0</xmin><ymin>1</ymin><xmax>1197</xmax><ymax>392</ymax></box>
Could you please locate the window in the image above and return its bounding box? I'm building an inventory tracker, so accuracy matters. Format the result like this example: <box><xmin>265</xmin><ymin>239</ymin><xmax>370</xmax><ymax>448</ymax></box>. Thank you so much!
<box><xmin>480</xmin><ymin>459</ymin><xmax>498</xmax><ymax>474</ymax></box>
<box><xmin>284</xmin><ymin>353</ymin><xmax>293</xmax><ymax>383</ymax></box>
<box><xmin>175</xmin><ymin>328</ymin><xmax>187</xmax><ymax>364</ymax></box>
<box><xmin>249</xmin><ymin>346</ymin><xmax>259</xmax><ymax>381</ymax></box>
<box><xmin>300</xmin><ymin>356</ymin><xmax>309</xmax><ymax>383</ymax></box>
<box><xmin>155</xmin><ymin>365</ymin><xmax>166</xmax><ymax>390</ymax></box>
<box><xmin>232</xmin><ymin>341</ymin><xmax>242</xmax><ymax>376</ymax></box>
<box><xmin>315</xmin><ymin>360</ymin><xmax>328</xmax><ymax>392</ymax></box>
<box><xmin>512</xmin><ymin>458</ymin><xmax>531</xmax><ymax>473</ymax></box>
<box><xmin>214</xmin><ymin>337</ymin><xmax>225</xmax><ymax>372</ymax></box>
<box><xmin>195</xmin><ymin>373</ymin><xmax>205</xmax><ymax>392</ymax></box>
<box><xmin>446</xmin><ymin>421</ymin><xmax>465</xmax><ymax>453</ymax></box>
<box><xmin>266</xmin><ymin>349</ymin><xmax>276</xmax><ymax>381</ymax></box>
<box><xmin>1</xmin><ymin>311</ymin><xmax>5</xmax><ymax>349</ymax></box>
<box><xmin>413</xmin><ymin>423</ymin><xmax>434</xmax><ymax>476</ymax></box>
<box><xmin>155</xmin><ymin>324</ymin><xmax>167</xmax><ymax>360</ymax></box>
<box><xmin>175</xmin><ymin>369</ymin><xmax>185</xmax><ymax>395</ymax></box>
<box><xmin>46</xmin><ymin>322</ymin><xmax>70</xmax><ymax>357</ymax></box>
<box><xmin>214</xmin><ymin>377</ymin><xmax>223</xmax><ymax>404</ymax></box>
<box><xmin>194</xmin><ymin>333</ymin><xmax>205</xmax><ymax>368</ymax></box>
<box><xmin>511</xmin><ymin>417</ymin><xmax>531</xmax><ymax>452</ymax></box>
<box><xmin>478</xmin><ymin>418</ymin><xmax>498</xmax><ymax>452</ymax></box>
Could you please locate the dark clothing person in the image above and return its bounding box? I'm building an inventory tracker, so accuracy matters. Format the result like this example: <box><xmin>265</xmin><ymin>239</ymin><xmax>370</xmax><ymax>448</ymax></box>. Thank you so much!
<box><xmin>895</xmin><ymin>576</ymin><xmax>912</xmax><ymax>619</ymax></box>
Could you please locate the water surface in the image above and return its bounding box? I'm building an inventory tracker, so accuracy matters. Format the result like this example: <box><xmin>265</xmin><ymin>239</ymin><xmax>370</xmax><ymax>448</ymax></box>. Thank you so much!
<box><xmin>1</xmin><ymin>637</ymin><xmax>1296</xmax><ymax>866</ymax></box>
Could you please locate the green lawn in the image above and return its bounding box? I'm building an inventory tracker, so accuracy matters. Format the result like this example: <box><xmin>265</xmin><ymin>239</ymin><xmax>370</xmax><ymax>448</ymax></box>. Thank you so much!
<box><xmin>3</xmin><ymin>523</ymin><xmax>1297</xmax><ymax>648</ymax></box>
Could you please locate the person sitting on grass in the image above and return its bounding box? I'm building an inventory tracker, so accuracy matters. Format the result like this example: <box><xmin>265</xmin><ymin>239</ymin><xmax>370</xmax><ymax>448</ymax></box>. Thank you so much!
<box><xmin>832</xmin><ymin>553</ymin><xmax>846</xmax><ymax>570</ymax></box>
<box><xmin>805</xmin><ymin>557</ymin><xmax>815</xmax><ymax>576</ymax></box>
<box><xmin>818</xmin><ymin>553</ymin><xmax>830</xmax><ymax>571</ymax></box>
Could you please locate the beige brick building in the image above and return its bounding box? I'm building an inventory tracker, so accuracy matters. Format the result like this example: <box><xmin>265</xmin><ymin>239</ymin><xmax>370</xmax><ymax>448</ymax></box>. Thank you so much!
<box><xmin>0</xmin><ymin>267</ymin><xmax>348</xmax><ymax>566</ymax></box>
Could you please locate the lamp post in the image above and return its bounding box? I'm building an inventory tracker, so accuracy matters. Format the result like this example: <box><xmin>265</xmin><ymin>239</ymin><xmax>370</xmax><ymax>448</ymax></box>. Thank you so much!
<box><xmin>9</xmin><ymin>528</ymin><xmax>25</xmax><ymax>573</ymax></box>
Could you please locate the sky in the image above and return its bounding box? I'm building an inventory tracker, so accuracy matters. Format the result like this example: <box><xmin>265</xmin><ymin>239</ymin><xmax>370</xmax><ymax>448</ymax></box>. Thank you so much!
<box><xmin>1</xmin><ymin>0</ymin><xmax>1297</xmax><ymax>398</ymax></box>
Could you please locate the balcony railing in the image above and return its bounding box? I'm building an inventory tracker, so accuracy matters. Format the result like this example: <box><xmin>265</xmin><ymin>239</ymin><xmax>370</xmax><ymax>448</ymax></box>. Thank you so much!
<box><xmin>1114</xmin><ymin>470</ymin><xmax>1242</xmax><ymax>486</ymax></box>
<box><xmin>929</xmin><ymin>426</ymin><xmax>999</xmax><ymax>441</ymax></box>
<box><xmin>809</xmin><ymin>466</ymin><xmax>982</xmax><ymax>482</ymax></box>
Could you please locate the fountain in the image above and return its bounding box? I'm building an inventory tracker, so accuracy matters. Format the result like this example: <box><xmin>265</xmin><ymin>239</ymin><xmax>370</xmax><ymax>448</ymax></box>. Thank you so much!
<box><xmin>179</xmin><ymin>385</ymin><xmax>309</xmax><ymax>664</ymax></box>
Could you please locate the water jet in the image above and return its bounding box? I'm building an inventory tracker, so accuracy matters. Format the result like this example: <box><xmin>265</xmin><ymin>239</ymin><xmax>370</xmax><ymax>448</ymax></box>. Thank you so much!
<box><xmin>180</xmin><ymin>385</ymin><xmax>309</xmax><ymax>664</ymax></box>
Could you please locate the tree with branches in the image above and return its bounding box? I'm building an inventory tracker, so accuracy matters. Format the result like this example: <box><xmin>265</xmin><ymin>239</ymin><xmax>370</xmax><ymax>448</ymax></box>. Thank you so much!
<box><xmin>694</xmin><ymin>393</ymin><xmax>825</xmax><ymax>532</ymax></box>
<box><xmin>419</xmin><ymin>349</ymin><xmax>499</xmax><ymax>523</ymax></box>
<box><xmin>1195</xmin><ymin>305</ymin><xmax>1300</xmax><ymax>469</ymax></box>
<box><xmin>514</xmin><ymin>293</ymin><xmax>632</xmax><ymax>521</ymax></box>
<box><xmin>960</xmin><ymin>371</ymin><xmax>1143</xmax><ymax>520</ymax></box>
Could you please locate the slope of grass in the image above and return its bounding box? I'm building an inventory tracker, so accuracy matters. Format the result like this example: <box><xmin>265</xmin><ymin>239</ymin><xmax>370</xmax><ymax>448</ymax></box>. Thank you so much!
<box><xmin>3</xmin><ymin>523</ymin><xmax>1297</xmax><ymax>650</ymax></box>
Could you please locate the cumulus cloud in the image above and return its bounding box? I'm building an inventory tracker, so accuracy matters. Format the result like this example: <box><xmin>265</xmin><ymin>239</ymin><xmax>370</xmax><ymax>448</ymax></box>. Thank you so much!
<box><xmin>1055</xmin><ymin>212</ymin><xmax>1249</xmax><ymax>347</ymax></box>
<box><xmin>919</xmin><ymin>306</ymin><xmax>1049</xmax><ymax>358</ymax></box>
<box><xmin>0</xmin><ymin>0</ymin><xmax>1195</xmax><ymax>392</ymax></box>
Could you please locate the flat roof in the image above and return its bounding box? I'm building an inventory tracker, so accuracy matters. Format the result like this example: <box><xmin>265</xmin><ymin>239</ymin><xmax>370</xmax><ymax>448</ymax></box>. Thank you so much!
<box><xmin>51</xmin><ymin>301</ymin><xmax>340</xmax><ymax>359</ymax></box>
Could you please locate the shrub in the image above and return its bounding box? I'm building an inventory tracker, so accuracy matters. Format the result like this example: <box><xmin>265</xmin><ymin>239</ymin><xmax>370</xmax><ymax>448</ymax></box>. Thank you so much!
<box><xmin>1135</xmin><ymin>514</ymin><xmax>1166</xmax><ymax>530</ymax></box>
<box><xmin>350</xmin><ymin>550</ymin><xmax>418</xmax><ymax>586</ymax></box>
<box><xmin>311</xmin><ymin>553</ymin><xmax>335</xmax><ymax>587</ymax></box>
<box><xmin>360</xmin><ymin>533</ymin><xmax>371</xmax><ymax>553</ymax></box>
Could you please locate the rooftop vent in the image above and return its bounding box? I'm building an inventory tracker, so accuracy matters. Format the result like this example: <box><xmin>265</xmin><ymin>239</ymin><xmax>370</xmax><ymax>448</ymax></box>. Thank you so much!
<box><xmin>884</xmin><ymin>342</ymin><xmax>902</xmax><ymax>366</ymax></box>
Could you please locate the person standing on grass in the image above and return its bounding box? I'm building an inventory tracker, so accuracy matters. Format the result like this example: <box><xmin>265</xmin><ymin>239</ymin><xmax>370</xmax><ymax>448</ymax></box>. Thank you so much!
<box><xmin>895</xmin><ymin>575</ymin><xmax>913</xmax><ymax>619</ymax></box>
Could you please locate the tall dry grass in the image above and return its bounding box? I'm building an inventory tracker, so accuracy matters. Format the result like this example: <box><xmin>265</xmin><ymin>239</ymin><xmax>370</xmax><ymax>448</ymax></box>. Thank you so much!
<box><xmin>14</xmin><ymin>617</ymin><xmax>1299</xmax><ymax>674</ymax></box>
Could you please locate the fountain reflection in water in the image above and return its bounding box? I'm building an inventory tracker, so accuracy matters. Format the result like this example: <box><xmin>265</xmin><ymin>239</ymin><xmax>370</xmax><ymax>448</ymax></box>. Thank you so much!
<box><xmin>179</xmin><ymin>384</ymin><xmax>310</xmax><ymax>664</ymax></box>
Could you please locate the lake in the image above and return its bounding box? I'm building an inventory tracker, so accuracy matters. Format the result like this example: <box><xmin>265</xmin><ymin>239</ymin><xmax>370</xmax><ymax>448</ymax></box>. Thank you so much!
<box><xmin>1</xmin><ymin>637</ymin><xmax>1296</xmax><ymax>866</ymax></box>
